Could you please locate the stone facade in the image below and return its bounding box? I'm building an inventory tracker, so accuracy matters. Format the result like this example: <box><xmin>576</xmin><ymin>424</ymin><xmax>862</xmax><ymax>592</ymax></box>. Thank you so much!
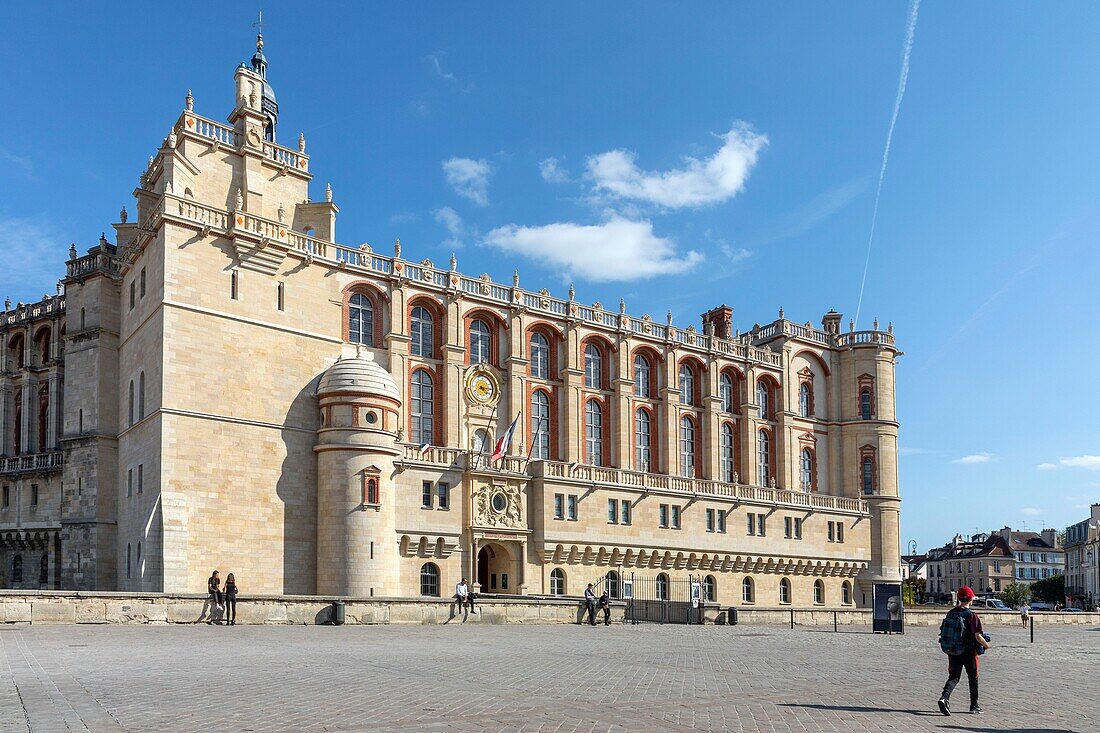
<box><xmin>0</xmin><ymin>37</ymin><xmax>903</xmax><ymax>608</ymax></box>
<box><xmin>1063</xmin><ymin>504</ymin><xmax>1099</xmax><ymax>609</ymax></box>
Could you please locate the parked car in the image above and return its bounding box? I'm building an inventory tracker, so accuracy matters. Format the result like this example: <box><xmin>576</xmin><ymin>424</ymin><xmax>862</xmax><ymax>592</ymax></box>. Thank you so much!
<box><xmin>1028</xmin><ymin>602</ymin><xmax>1055</xmax><ymax>611</ymax></box>
<box><xmin>974</xmin><ymin>598</ymin><xmax>1011</xmax><ymax>611</ymax></box>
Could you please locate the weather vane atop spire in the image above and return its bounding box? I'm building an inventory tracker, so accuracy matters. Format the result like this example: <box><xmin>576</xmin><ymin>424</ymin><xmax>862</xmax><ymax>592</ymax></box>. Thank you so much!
<box><xmin>252</xmin><ymin>10</ymin><xmax>264</xmax><ymax>50</ymax></box>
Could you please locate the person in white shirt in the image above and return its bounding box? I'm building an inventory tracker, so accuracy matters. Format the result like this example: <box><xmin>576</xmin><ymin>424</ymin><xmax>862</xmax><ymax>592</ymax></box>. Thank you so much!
<box><xmin>455</xmin><ymin>578</ymin><xmax>476</xmax><ymax>614</ymax></box>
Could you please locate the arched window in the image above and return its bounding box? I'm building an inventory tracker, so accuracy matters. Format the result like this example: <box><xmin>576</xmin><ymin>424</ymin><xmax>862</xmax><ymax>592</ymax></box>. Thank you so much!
<box><xmin>410</xmin><ymin>305</ymin><xmax>434</xmax><ymax>358</ymax></box>
<box><xmin>634</xmin><ymin>409</ymin><xmax>652</xmax><ymax>473</ymax></box>
<box><xmin>634</xmin><ymin>354</ymin><xmax>651</xmax><ymax>398</ymax></box>
<box><xmin>799</xmin><ymin>382</ymin><xmax>812</xmax><ymax>418</ymax></box>
<box><xmin>860</xmin><ymin>389</ymin><xmax>872</xmax><ymax>420</ymax></box>
<box><xmin>814</xmin><ymin>579</ymin><xmax>825</xmax><ymax>605</ymax></box>
<box><xmin>39</xmin><ymin>554</ymin><xmax>48</xmax><ymax>585</ymax></box>
<box><xmin>550</xmin><ymin>568</ymin><xmax>566</xmax><ymax>595</ymax></box>
<box><xmin>128</xmin><ymin>380</ymin><xmax>135</xmax><ymax>427</ymax></box>
<box><xmin>410</xmin><ymin>370</ymin><xmax>434</xmax><ymax>446</ymax></box>
<box><xmin>606</xmin><ymin>570</ymin><xmax>621</xmax><ymax>599</ymax></box>
<box><xmin>720</xmin><ymin>373</ymin><xmax>735</xmax><ymax>413</ymax></box>
<box><xmin>469</xmin><ymin>319</ymin><xmax>491</xmax><ymax>364</ymax></box>
<box><xmin>12</xmin><ymin>555</ymin><xmax>23</xmax><ymax>584</ymax></box>
<box><xmin>862</xmin><ymin>457</ymin><xmax>875</xmax><ymax>495</ymax></box>
<box><xmin>584</xmin><ymin>399</ymin><xmax>603</xmax><ymax>466</ymax></box>
<box><xmin>679</xmin><ymin>415</ymin><xmax>696</xmax><ymax>478</ymax></box>
<box><xmin>348</xmin><ymin>293</ymin><xmax>374</xmax><ymax>346</ymax></box>
<box><xmin>842</xmin><ymin>581</ymin><xmax>852</xmax><ymax>605</ymax></box>
<box><xmin>9</xmin><ymin>335</ymin><xmax>25</xmax><ymax>370</ymax></box>
<box><xmin>530</xmin><ymin>390</ymin><xmax>550</xmax><ymax>460</ymax></box>
<box><xmin>756</xmin><ymin>380</ymin><xmax>770</xmax><ymax>419</ymax></box>
<box><xmin>530</xmin><ymin>332</ymin><xmax>550</xmax><ymax>379</ymax></box>
<box><xmin>37</xmin><ymin>395</ymin><xmax>48</xmax><ymax>452</ymax></box>
<box><xmin>656</xmin><ymin>573</ymin><xmax>669</xmax><ymax>601</ymax></box>
<box><xmin>800</xmin><ymin>448</ymin><xmax>814</xmax><ymax>491</ymax></box>
<box><xmin>703</xmin><ymin>575</ymin><xmax>717</xmax><ymax>602</ymax></box>
<box><xmin>742</xmin><ymin>577</ymin><xmax>754</xmax><ymax>603</ymax></box>
<box><xmin>138</xmin><ymin>371</ymin><xmax>146</xmax><ymax>421</ymax></box>
<box><xmin>472</xmin><ymin>428</ymin><xmax>490</xmax><ymax>455</ymax></box>
<box><xmin>679</xmin><ymin>363</ymin><xmax>696</xmax><ymax>406</ymax></box>
<box><xmin>584</xmin><ymin>343</ymin><xmax>602</xmax><ymax>389</ymax></box>
<box><xmin>720</xmin><ymin>423</ymin><xmax>735</xmax><ymax>482</ymax></box>
<box><xmin>419</xmin><ymin>562</ymin><xmax>441</xmax><ymax>596</ymax></box>
<box><xmin>757</xmin><ymin>429</ymin><xmax>770</xmax><ymax>485</ymax></box>
<box><xmin>779</xmin><ymin>578</ymin><xmax>792</xmax><ymax>605</ymax></box>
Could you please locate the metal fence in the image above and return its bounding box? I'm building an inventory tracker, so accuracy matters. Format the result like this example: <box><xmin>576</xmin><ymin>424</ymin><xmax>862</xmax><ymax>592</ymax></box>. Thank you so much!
<box><xmin>626</xmin><ymin>573</ymin><xmax>703</xmax><ymax>624</ymax></box>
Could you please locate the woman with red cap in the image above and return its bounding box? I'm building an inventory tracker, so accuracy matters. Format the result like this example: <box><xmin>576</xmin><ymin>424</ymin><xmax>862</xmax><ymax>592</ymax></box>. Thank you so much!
<box><xmin>937</xmin><ymin>585</ymin><xmax>992</xmax><ymax>715</ymax></box>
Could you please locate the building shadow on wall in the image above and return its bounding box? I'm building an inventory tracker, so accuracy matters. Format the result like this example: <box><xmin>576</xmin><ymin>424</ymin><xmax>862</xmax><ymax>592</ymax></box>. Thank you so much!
<box><xmin>277</xmin><ymin>378</ymin><xmax>322</xmax><ymax>595</ymax></box>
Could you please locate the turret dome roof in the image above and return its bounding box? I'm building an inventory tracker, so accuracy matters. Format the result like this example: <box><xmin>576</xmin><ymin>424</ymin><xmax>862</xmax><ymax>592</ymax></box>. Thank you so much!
<box><xmin>317</xmin><ymin>352</ymin><xmax>401</xmax><ymax>402</ymax></box>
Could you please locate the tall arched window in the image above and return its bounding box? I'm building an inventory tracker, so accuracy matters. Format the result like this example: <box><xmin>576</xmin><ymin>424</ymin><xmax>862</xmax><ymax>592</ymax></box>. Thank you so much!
<box><xmin>703</xmin><ymin>575</ymin><xmax>717</xmax><ymax>602</ymax></box>
<box><xmin>634</xmin><ymin>409</ymin><xmax>652</xmax><ymax>472</ymax></box>
<box><xmin>799</xmin><ymin>382</ymin><xmax>812</xmax><ymax>417</ymax></box>
<box><xmin>419</xmin><ymin>562</ymin><xmax>441</xmax><ymax>596</ymax></box>
<box><xmin>779</xmin><ymin>578</ymin><xmax>792</xmax><ymax>604</ymax></box>
<box><xmin>800</xmin><ymin>448</ymin><xmax>814</xmax><ymax>491</ymax></box>
<box><xmin>634</xmin><ymin>354</ymin><xmax>651</xmax><ymax>398</ymax></box>
<box><xmin>410</xmin><ymin>370</ymin><xmax>434</xmax><ymax>446</ymax></box>
<box><xmin>757</xmin><ymin>429</ymin><xmax>770</xmax><ymax>485</ymax></box>
<box><xmin>550</xmin><ymin>568</ymin><xmax>566</xmax><ymax>595</ymax></box>
<box><xmin>584</xmin><ymin>399</ymin><xmax>603</xmax><ymax>465</ymax></box>
<box><xmin>128</xmin><ymin>380</ymin><xmax>135</xmax><ymax>427</ymax></box>
<box><xmin>679</xmin><ymin>363</ymin><xmax>696</xmax><ymax>406</ymax></box>
<box><xmin>348</xmin><ymin>293</ymin><xmax>374</xmax><ymax>346</ymax></box>
<box><xmin>860</xmin><ymin>389</ymin><xmax>872</xmax><ymax>420</ymax></box>
<box><xmin>842</xmin><ymin>580</ymin><xmax>852</xmax><ymax>605</ymax></box>
<box><xmin>410</xmin><ymin>305</ymin><xmax>434</xmax><ymax>358</ymax></box>
<box><xmin>862</xmin><ymin>457</ymin><xmax>875</xmax><ymax>495</ymax></box>
<box><xmin>720</xmin><ymin>373</ymin><xmax>735</xmax><ymax>413</ymax></box>
<box><xmin>584</xmin><ymin>343</ymin><xmax>602</xmax><ymax>389</ymax></box>
<box><xmin>530</xmin><ymin>390</ymin><xmax>550</xmax><ymax>460</ymax></box>
<box><xmin>742</xmin><ymin>576</ymin><xmax>754</xmax><ymax>603</ymax></box>
<box><xmin>756</xmin><ymin>380</ymin><xmax>770</xmax><ymax>419</ymax></box>
<box><xmin>656</xmin><ymin>572</ymin><xmax>669</xmax><ymax>601</ymax></box>
<box><xmin>814</xmin><ymin>579</ymin><xmax>825</xmax><ymax>605</ymax></box>
<box><xmin>606</xmin><ymin>570</ymin><xmax>621</xmax><ymax>599</ymax></box>
<box><xmin>469</xmin><ymin>319</ymin><xmax>491</xmax><ymax>364</ymax></box>
<box><xmin>12</xmin><ymin>555</ymin><xmax>22</xmax><ymax>584</ymax></box>
<box><xmin>679</xmin><ymin>415</ymin><xmax>696</xmax><ymax>478</ymax></box>
<box><xmin>138</xmin><ymin>371</ymin><xmax>146</xmax><ymax>421</ymax></box>
<box><xmin>530</xmin><ymin>332</ymin><xmax>550</xmax><ymax>379</ymax></box>
<box><xmin>39</xmin><ymin>554</ymin><xmax>48</xmax><ymax>585</ymax></box>
<box><xmin>721</xmin><ymin>423</ymin><xmax>735</xmax><ymax>482</ymax></box>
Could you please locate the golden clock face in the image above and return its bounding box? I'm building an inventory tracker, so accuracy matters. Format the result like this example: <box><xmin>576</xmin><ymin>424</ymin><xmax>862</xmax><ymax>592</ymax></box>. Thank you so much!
<box><xmin>471</xmin><ymin>374</ymin><xmax>495</xmax><ymax>403</ymax></box>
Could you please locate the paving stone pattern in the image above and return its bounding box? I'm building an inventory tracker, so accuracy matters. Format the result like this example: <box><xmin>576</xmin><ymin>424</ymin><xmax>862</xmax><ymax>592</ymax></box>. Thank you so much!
<box><xmin>0</xmin><ymin>621</ymin><xmax>1095</xmax><ymax>732</ymax></box>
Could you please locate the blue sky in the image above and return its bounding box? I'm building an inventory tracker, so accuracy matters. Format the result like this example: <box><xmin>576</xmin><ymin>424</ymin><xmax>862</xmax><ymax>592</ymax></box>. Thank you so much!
<box><xmin>1</xmin><ymin>2</ymin><xmax>1098</xmax><ymax>551</ymax></box>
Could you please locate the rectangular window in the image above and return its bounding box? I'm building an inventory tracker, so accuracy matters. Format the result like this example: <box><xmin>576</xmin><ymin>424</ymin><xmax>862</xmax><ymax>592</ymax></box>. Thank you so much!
<box><xmin>30</xmin><ymin>484</ymin><xmax>38</xmax><ymax>506</ymax></box>
<box><xmin>567</xmin><ymin>495</ymin><xmax>578</xmax><ymax>521</ymax></box>
<box><xmin>554</xmin><ymin>494</ymin><xmax>564</xmax><ymax>520</ymax></box>
<box><xmin>784</xmin><ymin>516</ymin><xmax>792</xmax><ymax>538</ymax></box>
<box><xmin>671</xmin><ymin>505</ymin><xmax>681</xmax><ymax>530</ymax></box>
<box><xmin>757</xmin><ymin>514</ymin><xmax>766</xmax><ymax>537</ymax></box>
<box><xmin>621</xmin><ymin>501</ymin><xmax>631</xmax><ymax>525</ymax></box>
<box><xmin>608</xmin><ymin>499</ymin><xmax>618</xmax><ymax>524</ymax></box>
<box><xmin>437</xmin><ymin>482</ymin><xmax>449</xmax><ymax>510</ymax></box>
<box><xmin>140</xmin><ymin>267</ymin><xmax>146</xmax><ymax>297</ymax></box>
<box><xmin>365</xmin><ymin>477</ymin><xmax>379</xmax><ymax>505</ymax></box>
<box><xmin>230</xmin><ymin>270</ymin><xmax>239</xmax><ymax>300</ymax></box>
<box><xmin>501</xmin><ymin>573</ymin><xmax>508</xmax><ymax>590</ymax></box>
<box><xmin>747</xmin><ymin>513</ymin><xmax>756</xmax><ymax>535</ymax></box>
<box><xmin>836</xmin><ymin>522</ymin><xmax>844</xmax><ymax>543</ymax></box>
<box><xmin>828</xmin><ymin>521</ymin><xmax>835</xmax><ymax>542</ymax></box>
<box><xmin>706</xmin><ymin>508</ymin><xmax>715</xmax><ymax>532</ymax></box>
<box><xmin>717</xmin><ymin>510</ymin><xmax>726</xmax><ymax>533</ymax></box>
<box><xmin>129</xmin><ymin>281</ymin><xmax>136</xmax><ymax>309</ymax></box>
<box><xmin>127</xmin><ymin>469</ymin><xmax>133</xmax><ymax>497</ymax></box>
<box><xmin>659</xmin><ymin>504</ymin><xmax>669</xmax><ymax>528</ymax></box>
<box><xmin>978</xmin><ymin>561</ymin><xmax>983</xmax><ymax>572</ymax></box>
<box><xmin>277</xmin><ymin>282</ymin><xmax>285</xmax><ymax>311</ymax></box>
<box><xmin>794</xmin><ymin>518</ymin><xmax>802</xmax><ymax>540</ymax></box>
<box><xmin>2</xmin><ymin>486</ymin><xmax>8</xmax><ymax>509</ymax></box>
<box><xmin>967</xmin><ymin>561</ymin><xmax>972</xmax><ymax>573</ymax></box>
<box><xmin>421</xmin><ymin>481</ymin><xmax>432</xmax><ymax>508</ymax></box>
<box><xmin>137</xmin><ymin>464</ymin><xmax>143</xmax><ymax>494</ymax></box>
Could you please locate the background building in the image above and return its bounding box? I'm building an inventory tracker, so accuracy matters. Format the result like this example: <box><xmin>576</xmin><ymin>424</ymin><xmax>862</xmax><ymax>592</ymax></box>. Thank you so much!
<box><xmin>993</xmin><ymin>527</ymin><xmax>1064</xmax><ymax>584</ymax></box>
<box><xmin>924</xmin><ymin>533</ymin><xmax>1013</xmax><ymax>597</ymax></box>
<box><xmin>0</xmin><ymin>38</ymin><xmax>903</xmax><ymax>607</ymax></box>
<box><xmin>1064</xmin><ymin>504</ymin><xmax>1100</xmax><ymax>609</ymax></box>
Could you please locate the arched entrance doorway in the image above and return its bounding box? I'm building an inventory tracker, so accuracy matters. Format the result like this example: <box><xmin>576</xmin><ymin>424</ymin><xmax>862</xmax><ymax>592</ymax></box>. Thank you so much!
<box><xmin>476</xmin><ymin>542</ymin><xmax>517</xmax><ymax>594</ymax></box>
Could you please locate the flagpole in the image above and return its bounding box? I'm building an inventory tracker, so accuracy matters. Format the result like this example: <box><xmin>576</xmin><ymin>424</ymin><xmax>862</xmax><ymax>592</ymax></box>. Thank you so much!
<box><xmin>481</xmin><ymin>400</ymin><xmax>499</xmax><ymax>471</ymax></box>
<box><xmin>526</xmin><ymin>416</ymin><xmax>543</xmax><ymax>462</ymax></box>
<box><xmin>494</xmin><ymin>410</ymin><xmax>520</xmax><ymax>473</ymax></box>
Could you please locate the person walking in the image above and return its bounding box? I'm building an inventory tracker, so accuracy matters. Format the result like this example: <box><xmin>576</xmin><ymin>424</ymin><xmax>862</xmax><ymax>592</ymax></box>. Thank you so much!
<box><xmin>206</xmin><ymin>570</ymin><xmax>223</xmax><ymax>625</ymax></box>
<box><xmin>937</xmin><ymin>586</ymin><xmax>991</xmax><ymax>716</ymax></box>
<box><xmin>455</xmin><ymin>577</ymin><xmax>476</xmax><ymax>615</ymax></box>
<box><xmin>598</xmin><ymin>589</ymin><xmax>611</xmax><ymax>626</ymax></box>
<box><xmin>584</xmin><ymin>583</ymin><xmax>597</xmax><ymax>626</ymax></box>
<box><xmin>224</xmin><ymin>573</ymin><xmax>238</xmax><ymax>626</ymax></box>
<box><xmin>1019</xmin><ymin>602</ymin><xmax>1030</xmax><ymax>629</ymax></box>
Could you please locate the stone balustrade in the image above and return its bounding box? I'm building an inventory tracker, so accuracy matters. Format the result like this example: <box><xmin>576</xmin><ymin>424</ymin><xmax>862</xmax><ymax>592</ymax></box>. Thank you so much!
<box><xmin>0</xmin><ymin>451</ymin><xmax>64</xmax><ymax>476</ymax></box>
<box><xmin>2</xmin><ymin>296</ymin><xmax>66</xmax><ymax>327</ymax></box>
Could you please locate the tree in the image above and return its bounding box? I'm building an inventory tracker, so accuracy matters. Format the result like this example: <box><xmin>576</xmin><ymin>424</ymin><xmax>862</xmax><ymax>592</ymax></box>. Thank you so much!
<box><xmin>1001</xmin><ymin>582</ymin><xmax>1031</xmax><ymax>609</ymax></box>
<box><xmin>1030</xmin><ymin>574</ymin><xmax>1065</xmax><ymax>605</ymax></box>
<box><xmin>902</xmin><ymin>577</ymin><xmax>926</xmax><ymax>605</ymax></box>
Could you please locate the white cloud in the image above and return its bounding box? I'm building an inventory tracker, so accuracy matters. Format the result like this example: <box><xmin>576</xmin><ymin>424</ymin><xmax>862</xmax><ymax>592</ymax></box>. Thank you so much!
<box><xmin>433</xmin><ymin>206</ymin><xmax>466</xmax><ymax>249</ymax></box>
<box><xmin>952</xmin><ymin>452</ymin><xmax>993</xmax><ymax>465</ymax></box>
<box><xmin>484</xmin><ymin>217</ymin><xmax>703</xmax><ymax>282</ymax></box>
<box><xmin>442</xmin><ymin>157</ymin><xmax>492</xmax><ymax>207</ymax></box>
<box><xmin>0</xmin><ymin>147</ymin><xmax>34</xmax><ymax>178</ymax></box>
<box><xmin>0</xmin><ymin>216</ymin><xmax>68</xmax><ymax>301</ymax></box>
<box><xmin>424</xmin><ymin>54</ymin><xmax>455</xmax><ymax>82</ymax></box>
<box><xmin>1036</xmin><ymin>455</ymin><xmax>1100</xmax><ymax>471</ymax></box>
<box><xmin>539</xmin><ymin>157</ymin><xmax>569</xmax><ymax>184</ymax></box>
<box><xmin>585</xmin><ymin>123</ymin><xmax>767</xmax><ymax>209</ymax></box>
<box><xmin>1020</xmin><ymin>507</ymin><xmax>1043</xmax><ymax>516</ymax></box>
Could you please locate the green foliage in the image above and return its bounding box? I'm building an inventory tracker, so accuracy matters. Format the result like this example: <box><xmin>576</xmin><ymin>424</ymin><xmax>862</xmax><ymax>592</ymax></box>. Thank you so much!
<box><xmin>902</xmin><ymin>577</ymin><xmax>925</xmax><ymax>605</ymax></box>
<box><xmin>1001</xmin><ymin>582</ymin><xmax>1031</xmax><ymax>608</ymax></box>
<box><xmin>1029</xmin><ymin>574</ymin><xmax>1065</xmax><ymax>605</ymax></box>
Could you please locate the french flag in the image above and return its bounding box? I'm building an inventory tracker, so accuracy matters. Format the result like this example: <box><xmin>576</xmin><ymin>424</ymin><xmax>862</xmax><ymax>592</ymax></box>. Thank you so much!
<box><xmin>491</xmin><ymin>412</ymin><xmax>521</xmax><ymax>463</ymax></box>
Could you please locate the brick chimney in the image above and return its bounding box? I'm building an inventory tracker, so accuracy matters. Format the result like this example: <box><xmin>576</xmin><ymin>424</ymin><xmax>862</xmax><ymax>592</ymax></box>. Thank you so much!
<box><xmin>702</xmin><ymin>305</ymin><xmax>733</xmax><ymax>339</ymax></box>
<box><xmin>1040</xmin><ymin>528</ymin><xmax>1059</xmax><ymax>548</ymax></box>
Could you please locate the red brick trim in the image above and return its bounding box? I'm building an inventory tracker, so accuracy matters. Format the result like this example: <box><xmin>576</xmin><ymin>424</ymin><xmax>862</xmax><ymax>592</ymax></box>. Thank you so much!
<box><xmin>857</xmin><ymin>373</ymin><xmax>876</xmax><ymax>419</ymax></box>
<box><xmin>580</xmin><ymin>336</ymin><xmax>613</xmax><ymax>391</ymax></box>
<box><xmin>341</xmin><ymin>282</ymin><xmax>386</xmax><ymax>347</ymax></box>
<box><xmin>583</xmin><ymin>395</ymin><xmax>610</xmax><ymax>466</ymax></box>
<box><xmin>408</xmin><ymin>295</ymin><xmax>446</xmax><ymax>359</ymax></box>
<box><xmin>463</xmin><ymin>310</ymin><xmax>506</xmax><ymax>367</ymax></box>
<box><xmin>859</xmin><ymin>443</ymin><xmax>877</xmax><ymax>494</ymax></box>
<box><xmin>409</xmin><ymin>365</ymin><xmax>443</xmax><ymax>445</ymax></box>
<box><xmin>525</xmin><ymin>385</ymin><xmax>558</xmax><ymax>461</ymax></box>
<box><xmin>526</xmin><ymin>322</ymin><xmax>562</xmax><ymax>380</ymax></box>
<box><xmin>677</xmin><ymin>356</ymin><xmax>706</xmax><ymax>407</ymax></box>
<box><xmin>632</xmin><ymin>405</ymin><xmax>658</xmax><ymax>473</ymax></box>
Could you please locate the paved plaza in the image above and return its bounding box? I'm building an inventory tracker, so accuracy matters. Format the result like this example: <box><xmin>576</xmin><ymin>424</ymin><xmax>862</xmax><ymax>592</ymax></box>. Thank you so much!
<box><xmin>0</xmin><ymin>620</ymin><xmax>1095</xmax><ymax>732</ymax></box>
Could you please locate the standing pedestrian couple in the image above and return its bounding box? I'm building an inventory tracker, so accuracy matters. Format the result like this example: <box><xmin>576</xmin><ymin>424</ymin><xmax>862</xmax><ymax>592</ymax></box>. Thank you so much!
<box><xmin>583</xmin><ymin>583</ymin><xmax>612</xmax><ymax>626</ymax></box>
<box><xmin>206</xmin><ymin>570</ymin><xmax>239</xmax><ymax>625</ymax></box>
<box><xmin>937</xmin><ymin>585</ymin><xmax>991</xmax><ymax>715</ymax></box>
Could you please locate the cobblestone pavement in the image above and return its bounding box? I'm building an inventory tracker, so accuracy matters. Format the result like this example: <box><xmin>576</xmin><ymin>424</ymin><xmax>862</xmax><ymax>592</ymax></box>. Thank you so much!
<box><xmin>0</xmin><ymin>621</ymin><xmax>1095</xmax><ymax>732</ymax></box>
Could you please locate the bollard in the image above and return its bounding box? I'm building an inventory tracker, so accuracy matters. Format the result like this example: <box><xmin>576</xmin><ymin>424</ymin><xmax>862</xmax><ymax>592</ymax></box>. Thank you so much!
<box><xmin>834</xmin><ymin>610</ymin><xmax>838</xmax><ymax>633</ymax></box>
<box><xmin>1030</xmin><ymin>615</ymin><xmax>1034</xmax><ymax>644</ymax></box>
<box><xmin>790</xmin><ymin>608</ymin><xmax>795</xmax><ymax>629</ymax></box>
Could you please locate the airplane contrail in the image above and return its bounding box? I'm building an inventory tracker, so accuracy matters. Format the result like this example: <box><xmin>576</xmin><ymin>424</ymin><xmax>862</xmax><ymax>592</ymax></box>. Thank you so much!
<box><xmin>854</xmin><ymin>0</ymin><xmax>920</xmax><ymax>328</ymax></box>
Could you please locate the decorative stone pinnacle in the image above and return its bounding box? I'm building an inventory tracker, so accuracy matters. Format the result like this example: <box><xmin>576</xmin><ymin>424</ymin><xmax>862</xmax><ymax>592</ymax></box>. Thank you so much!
<box><xmin>99</xmin><ymin>232</ymin><xmax>107</xmax><ymax>247</ymax></box>
<box><xmin>56</xmin><ymin>281</ymin><xmax>62</xmax><ymax>296</ymax></box>
<box><xmin>779</xmin><ymin>306</ymin><xmax>784</xmax><ymax>319</ymax></box>
<box><xmin>185</xmin><ymin>89</ymin><xmax>194</xmax><ymax>111</ymax></box>
<box><xmin>68</xmin><ymin>244</ymin><xmax>77</xmax><ymax>260</ymax></box>
<box><xmin>325</xmin><ymin>183</ymin><xmax>332</xmax><ymax>203</ymax></box>
<box><xmin>4</xmin><ymin>297</ymin><xmax>10</xmax><ymax>310</ymax></box>
<box><xmin>167</xmin><ymin>129</ymin><xmax>177</xmax><ymax>148</ymax></box>
<box><xmin>298</xmin><ymin>133</ymin><xmax>306</xmax><ymax>153</ymax></box>
<box><xmin>887</xmin><ymin>322</ymin><xmax>894</xmax><ymax>334</ymax></box>
<box><xmin>234</xmin><ymin>188</ymin><xmax>244</xmax><ymax>211</ymax></box>
<box><xmin>449</xmin><ymin>253</ymin><xmax>457</xmax><ymax>271</ymax></box>
<box><xmin>148</xmin><ymin>155</ymin><xmax>154</xmax><ymax>167</ymax></box>
<box><xmin>873</xmin><ymin>317</ymin><xmax>880</xmax><ymax>331</ymax></box>
<box><xmin>666</xmin><ymin>310</ymin><xmax>674</xmax><ymax>326</ymax></box>
<box><xmin>849</xmin><ymin>319</ymin><xmax>855</xmax><ymax>332</ymax></box>
<box><xmin>394</xmin><ymin>239</ymin><xmax>402</xmax><ymax>258</ymax></box>
<box><xmin>277</xmin><ymin>204</ymin><xmax>285</xmax><ymax>223</ymax></box>
<box><xmin>619</xmin><ymin>298</ymin><xmax>626</xmax><ymax>314</ymax></box>
<box><xmin>512</xmin><ymin>270</ymin><xmax>519</xmax><ymax>287</ymax></box>
<box><xmin>119</xmin><ymin>206</ymin><xmax>128</xmax><ymax>224</ymax></box>
<box><xmin>567</xmin><ymin>284</ymin><xmax>575</xmax><ymax>300</ymax></box>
